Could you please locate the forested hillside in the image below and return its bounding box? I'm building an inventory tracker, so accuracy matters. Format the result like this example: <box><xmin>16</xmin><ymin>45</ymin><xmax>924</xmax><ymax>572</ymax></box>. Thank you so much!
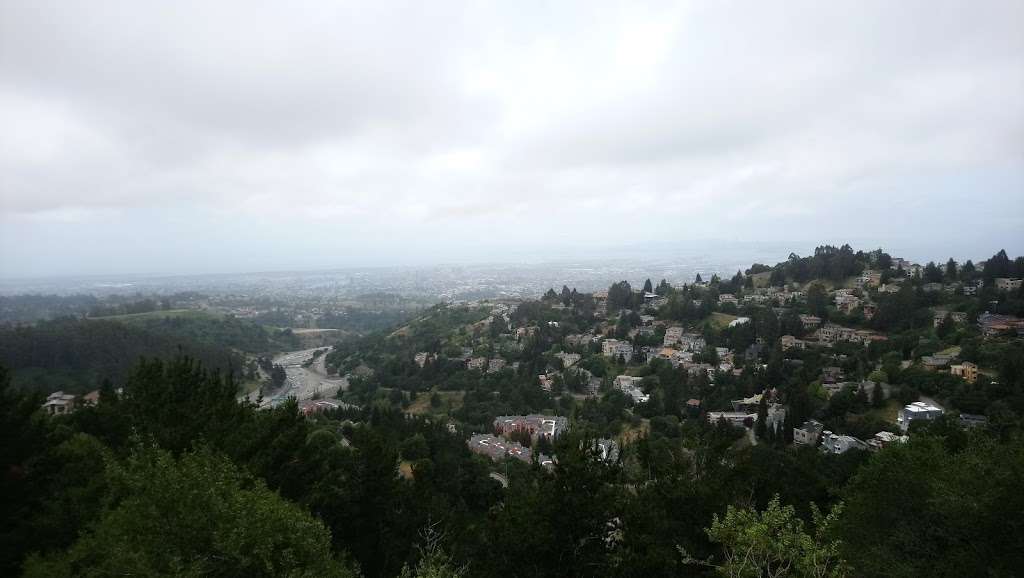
<box><xmin>0</xmin><ymin>317</ymin><xmax>248</xmax><ymax>392</ymax></box>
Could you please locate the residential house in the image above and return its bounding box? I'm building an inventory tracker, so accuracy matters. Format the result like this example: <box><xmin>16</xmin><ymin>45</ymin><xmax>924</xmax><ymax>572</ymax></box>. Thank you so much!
<box><xmin>679</xmin><ymin>333</ymin><xmax>706</xmax><ymax>352</ymax></box>
<box><xmin>670</xmin><ymin>350</ymin><xmax>694</xmax><ymax>367</ymax></box>
<box><xmin>949</xmin><ymin>361</ymin><xmax>978</xmax><ymax>383</ymax></box>
<box><xmin>921</xmin><ymin>355</ymin><xmax>953</xmax><ymax>371</ymax></box>
<box><xmin>817</xmin><ymin>324</ymin><xmax>858</xmax><ymax>344</ymax></box>
<box><xmin>602</xmin><ymin>339</ymin><xmax>634</xmax><ymax>363</ymax></box>
<box><xmin>799</xmin><ymin>315</ymin><xmax>822</xmax><ymax>330</ymax></box>
<box><xmin>731</xmin><ymin>392</ymin><xmax>764</xmax><ymax>413</ymax></box>
<box><xmin>977</xmin><ymin>312</ymin><xmax>1024</xmax><ymax>337</ymax></box>
<box><xmin>959</xmin><ymin>413</ymin><xmax>989</xmax><ymax>429</ymax></box>
<box><xmin>614</xmin><ymin>375</ymin><xmax>649</xmax><ymax>404</ymax></box>
<box><xmin>556</xmin><ymin>352</ymin><xmax>581</xmax><ymax>368</ymax></box>
<box><xmin>663</xmin><ymin>326</ymin><xmax>684</xmax><ymax>347</ymax></box>
<box><xmin>565</xmin><ymin>334</ymin><xmax>597</xmax><ymax>349</ymax></box>
<box><xmin>414</xmin><ymin>352</ymin><xmax>432</xmax><ymax>368</ymax></box>
<box><xmin>834</xmin><ymin>291</ymin><xmax>861</xmax><ymax>312</ymax></box>
<box><xmin>819</xmin><ymin>431</ymin><xmax>868</xmax><ymax>454</ymax></box>
<box><xmin>42</xmin><ymin>391</ymin><xmax>77</xmax><ymax>416</ymax></box>
<box><xmin>707</xmin><ymin>411</ymin><xmax>755</xmax><ymax>428</ymax></box>
<box><xmin>933</xmin><ymin>310</ymin><xmax>967</xmax><ymax>328</ymax></box>
<box><xmin>821</xmin><ymin>366</ymin><xmax>845</xmax><ymax>384</ymax></box>
<box><xmin>487</xmin><ymin>358</ymin><xmax>507</xmax><ymax>374</ymax></box>
<box><xmin>897</xmin><ymin>401</ymin><xmax>943</xmax><ymax>432</ymax></box>
<box><xmin>81</xmin><ymin>389</ymin><xmax>102</xmax><ymax>406</ymax></box>
<box><xmin>467</xmin><ymin>357</ymin><xmax>488</xmax><ymax>371</ymax></box>
<box><xmin>780</xmin><ymin>335</ymin><xmax>804</xmax><ymax>351</ymax></box>
<box><xmin>718</xmin><ymin>293</ymin><xmax>738</xmax><ymax>306</ymax></box>
<box><xmin>866</xmin><ymin>431</ymin><xmax>908</xmax><ymax>451</ymax></box>
<box><xmin>794</xmin><ymin>420</ymin><xmax>824</xmax><ymax>446</ymax></box>
<box><xmin>744</xmin><ymin>294</ymin><xmax>770</xmax><ymax>305</ymax></box>
<box><xmin>856</xmin><ymin>270</ymin><xmax>882</xmax><ymax>288</ymax></box>
<box><xmin>995</xmin><ymin>278</ymin><xmax>1023</xmax><ymax>292</ymax></box>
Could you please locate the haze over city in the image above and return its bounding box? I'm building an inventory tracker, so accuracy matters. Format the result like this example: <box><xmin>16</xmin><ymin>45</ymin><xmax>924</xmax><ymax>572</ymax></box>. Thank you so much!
<box><xmin>2</xmin><ymin>0</ymin><xmax>1022</xmax><ymax>278</ymax></box>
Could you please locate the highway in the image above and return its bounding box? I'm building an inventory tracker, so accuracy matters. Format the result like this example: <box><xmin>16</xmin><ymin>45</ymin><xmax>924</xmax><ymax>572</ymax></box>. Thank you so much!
<box><xmin>258</xmin><ymin>347</ymin><xmax>349</xmax><ymax>408</ymax></box>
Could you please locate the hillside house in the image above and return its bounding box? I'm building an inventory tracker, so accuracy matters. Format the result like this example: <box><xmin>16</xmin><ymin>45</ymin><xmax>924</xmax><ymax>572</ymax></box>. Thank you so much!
<box><xmin>977</xmin><ymin>312</ymin><xmax>1024</xmax><ymax>337</ymax></box>
<box><xmin>897</xmin><ymin>401</ymin><xmax>943</xmax><ymax>432</ymax></box>
<box><xmin>799</xmin><ymin>315</ymin><xmax>822</xmax><ymax>330</ymax></box>
<box><xmin>819</xmin><ymin>431</ymin><xmax>868</xmax><ymax>454</ymax></box>
<box><xmin>602</xmin><ymin>339</ymin><xmax>634</xmax><ymax>363</ymax></box>
<box><xmin>780</xmin><ymin>335</ymin><xmax>804</xmax><ymax>350</ymax></box>
<box><xmin>949</xmin><ymin>361</ymin><xmax>978</xmax><ymax>383</ymax></box>
<box><xmin>866</xmin><ymin>431</ymin><xmax>908</xmax><ymax>451</ymax></box>
<box><xmin>933</xmin><ymin>310</ymin><xmax>967</xmax><ymax>328</ymax></box>
<box><xmin>995</xmin><ymin>278</ymin><xmax>1023</xmax><ymax>291</ymax></box>
<box><xmin>42</xmin><ymin>391</ymin><xmax>77</xmax><ymax>416</ymax></box>
<box><xmin>663</xmin><ymin>326</ymin><xmax>684</xmax><ymax>347</ymax></box>
<box><xmin>794</xmin><ymin>419</ymin><xmax>824</xmax><ymax>446</ymax></box>
<box><xmin>614</xmin><ymin>375</ymin><xmax>649</xmax><ymax>404</ymax></box>
<box><xmin>679</xmin><ymin>333</ymin><xmax>706</xmax><ymax>352</ymax></box>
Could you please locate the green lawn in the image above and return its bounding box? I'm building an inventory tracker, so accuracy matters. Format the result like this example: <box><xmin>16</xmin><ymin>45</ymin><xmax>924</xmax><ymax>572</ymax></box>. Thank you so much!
<box><xmin>708</xmin><ymin>312</ymin><xmax>739</xmax><ymax>329</ymax></box>
<box><xmin>864</xmin><ymin>398</ymin><xmax>902</xmax><ymax>425</ymax></box>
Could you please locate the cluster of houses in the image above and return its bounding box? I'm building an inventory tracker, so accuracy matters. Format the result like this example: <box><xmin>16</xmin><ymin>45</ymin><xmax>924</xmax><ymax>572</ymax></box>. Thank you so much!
<box><xmin>789</xmin><ymin>398</ymin><xmax>955</xmax><ymax>455</ymax></box>
<box><xmin>467</xmin><ymin>414</ymin><xmax>618</xmax><ymax>467</ymax></box>
<box><xmin>40</xmin><ymin>389</ymin><xmax>105</xmax><ymax>416</ymax></box>
<box><xmin>794</xmin><ymin>419</ymin><xmax>908</xmax><ymax>454</ymax></box>
<box><xmin>468</xmin><ymin>414</ymin><xmax>569</xmax><ymax>466</ymax></box>
<box><xmin>977</xmin><ymin>312</ymin><xmax>1024</xmax><ymax>338</ymax></box>
<box><xmin>705</xmin><ymin>391</ymin><xmax>786</xmax><ymax>430</ymax></box>
<box><xmin>439</xmin><ymin>261</ymin><xmax>1018</xmax><ymax>468</ymax></box>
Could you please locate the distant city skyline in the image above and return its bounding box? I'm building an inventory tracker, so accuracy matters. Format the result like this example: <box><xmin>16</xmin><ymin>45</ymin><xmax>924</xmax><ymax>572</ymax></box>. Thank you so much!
<box><xmin>2</xmin><ymin>1</ymin><xmax>1022</xmax><ymax>279</ymax></box>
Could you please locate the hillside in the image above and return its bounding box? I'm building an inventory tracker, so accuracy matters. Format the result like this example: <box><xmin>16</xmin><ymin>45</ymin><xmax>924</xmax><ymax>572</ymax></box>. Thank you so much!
<box><xmin>106</xmin><ymin>309</ymin><xmax>300</xmax><ymax>353</ymax></box>
<box><xmin>0</xmin><ymin>315</ymin><xmax>281</xmax><ymax>392</ymax></box>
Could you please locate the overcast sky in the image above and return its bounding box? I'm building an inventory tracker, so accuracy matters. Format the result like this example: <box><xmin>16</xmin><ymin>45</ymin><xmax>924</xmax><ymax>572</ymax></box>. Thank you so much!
<box><xmin>1</xmin><ymin>0</ymin><xmax>1022</xmax><ymax>278</ymax></box>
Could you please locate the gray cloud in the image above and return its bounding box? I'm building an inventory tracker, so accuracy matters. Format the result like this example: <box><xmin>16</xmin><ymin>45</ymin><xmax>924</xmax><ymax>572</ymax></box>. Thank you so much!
<box><xmin>1</xmin><ymin>0</ymin><xmax>1022</xmax><ymax>277</ymax></box>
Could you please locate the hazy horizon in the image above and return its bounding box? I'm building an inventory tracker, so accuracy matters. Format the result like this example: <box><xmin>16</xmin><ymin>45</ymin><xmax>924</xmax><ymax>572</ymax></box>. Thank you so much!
<box><xmin>2</xmin><ymin>1</ymin><xmax>1022</xmax><ymax>279</ymax></box>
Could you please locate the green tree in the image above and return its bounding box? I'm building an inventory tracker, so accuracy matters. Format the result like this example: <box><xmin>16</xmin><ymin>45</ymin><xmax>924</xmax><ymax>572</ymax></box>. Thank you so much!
<box><xmin>24</xmin><ymin>446</ymin><xmax>356</xmax><ymax>577</ymax></box>
<box><xmin>944</xmin><ymin>258</ymin><xmax>958</xmax><ymax>281</ymax></box>
<box><xmin>836</xmin><ymin>435</ymin><xmax>1024</xmax><ymax>577</ymax></box>
<box><xmin>871</xmin><ymin>381</ymin><xmax>884</xmax><ymax>409</ymax></box>
<box><xmin>399</xmin><ymin>525</ymin><xmax>466</xmax><ymax>578</ymax></box>
<box><xmin>807</xmin><ymin>284</ymin><xmax>829</xmax><ymax>318</ymax></box>
<box><xmin>698</xmin><ymin>495</ymin><xmax>848</xmax><ymax>577</ymax></box>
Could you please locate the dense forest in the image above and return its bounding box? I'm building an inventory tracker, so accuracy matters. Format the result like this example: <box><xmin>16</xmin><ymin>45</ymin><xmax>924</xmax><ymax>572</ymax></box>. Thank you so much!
<box><xmin>0</xmin><ymin>313</ymin><xmax>294</xmax><ymax>392</ymax></box>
